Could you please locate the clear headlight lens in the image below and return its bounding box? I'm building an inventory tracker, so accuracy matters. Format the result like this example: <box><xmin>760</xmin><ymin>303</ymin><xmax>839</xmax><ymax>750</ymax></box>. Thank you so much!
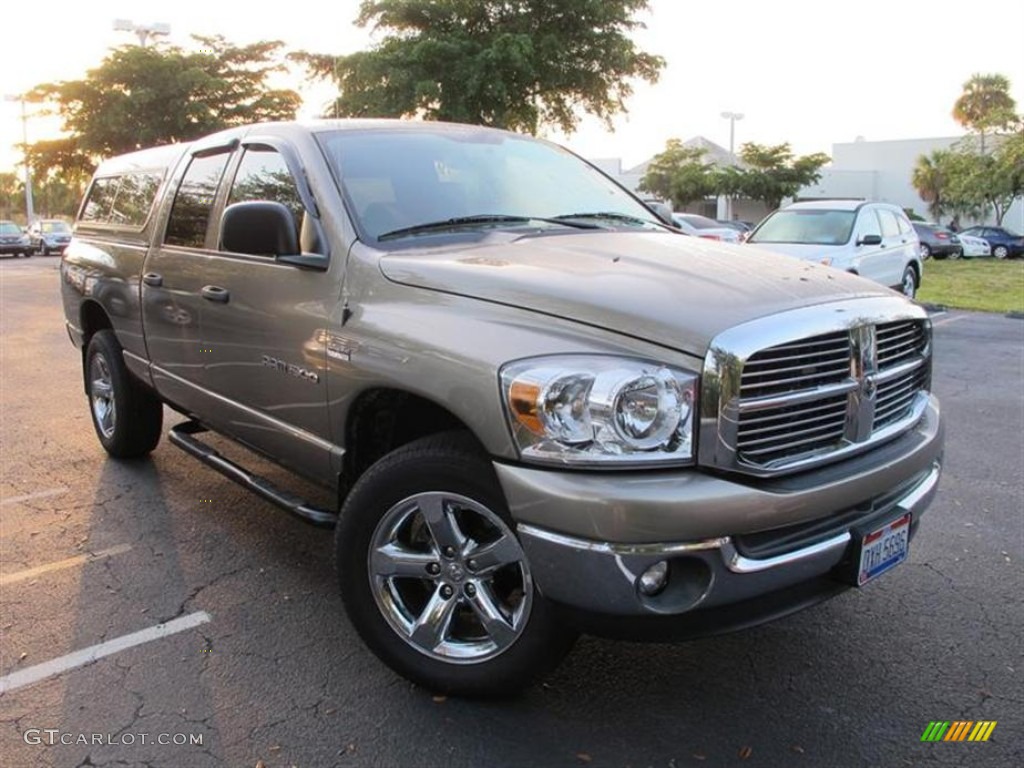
<box><xmin>501</xmin><ymin>356</ymin><xmax>697</xmax><ymax>466</ymax></box>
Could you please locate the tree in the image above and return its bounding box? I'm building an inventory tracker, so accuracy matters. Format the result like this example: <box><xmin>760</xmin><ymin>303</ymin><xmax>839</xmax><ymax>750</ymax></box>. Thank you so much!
<box><xmin>293</xmin><ymin>0</ymin><xmax>664</xmax><ymax>135</ymax></box>
<box><xmin>911</xmin><ymin>151</ymin><xmax>951</xmax><ymax>220</ymax></box>
<box><xmin>953</xmin><ymin>73</ymin><xmax>1017</xmax><ymax>153</ymax></box>
<box><xmin>0</xmin><ymin>172</ymin><xmax>24</xmax><ymax>221</ymax></box>
<box><xmin>638</xmin><ymin>140</ymin><xmax>715</xmax><ymax>210</ymax></box>
<box><xmin>729</xmin><ymin>143</ymin><xmax>830</xmax><ymax>211</ymax></box>
<box><xmin>27</xmin><ymin>36</ymin><xmax>301</xmax><ymax>179</ymax></box>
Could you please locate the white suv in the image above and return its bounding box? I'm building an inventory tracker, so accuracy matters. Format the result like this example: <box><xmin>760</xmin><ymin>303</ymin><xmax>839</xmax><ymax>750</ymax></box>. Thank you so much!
<box><xmin>745</xmin><ymin>200</ymin><xmax>922</xmax><ymax>298</ymax></box>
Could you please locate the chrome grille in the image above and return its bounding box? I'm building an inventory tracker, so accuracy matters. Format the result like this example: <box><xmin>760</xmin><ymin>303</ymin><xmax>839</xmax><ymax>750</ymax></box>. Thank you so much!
<box><xmin>700</xmin><ymin>299</ymin><xmax>933</xmax><ymax>478</ymax></box>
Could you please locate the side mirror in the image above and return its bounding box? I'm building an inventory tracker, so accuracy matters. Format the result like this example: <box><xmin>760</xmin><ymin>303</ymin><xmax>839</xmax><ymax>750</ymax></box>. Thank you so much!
<box><xmin>221</xmin><ymin>201</ymin><xmax>299</xmax><ymax>257</ymax></box>
<box><xmin>858</xmin><ymin>234</ymin><xmax>883</xmax><ymax>246</ymax></box>
<box><xmin>645</xmin><ymin>201</ymin><xmax>677</xmax><ymax>228</ymax></box>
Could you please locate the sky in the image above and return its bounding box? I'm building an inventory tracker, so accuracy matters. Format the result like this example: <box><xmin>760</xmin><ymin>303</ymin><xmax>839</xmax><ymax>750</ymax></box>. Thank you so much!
<box><xmin>2</xmin><ymin>0</ymin><xmax>1023</xmax><ymax>177</ymax></box>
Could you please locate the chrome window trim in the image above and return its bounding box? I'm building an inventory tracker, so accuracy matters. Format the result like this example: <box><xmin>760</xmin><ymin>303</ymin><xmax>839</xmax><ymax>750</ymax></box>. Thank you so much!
<box><xmin>700</xmin><ymin>297</ymin><xmax>931</xmax><ymax>477</ymax></box>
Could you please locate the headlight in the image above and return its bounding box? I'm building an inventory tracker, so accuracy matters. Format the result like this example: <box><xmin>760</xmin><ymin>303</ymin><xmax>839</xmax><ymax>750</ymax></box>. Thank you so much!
<box><xmin>501</xmin><ymin>356</ymin><xmax>697</xmax><ymax>466</ymax></box>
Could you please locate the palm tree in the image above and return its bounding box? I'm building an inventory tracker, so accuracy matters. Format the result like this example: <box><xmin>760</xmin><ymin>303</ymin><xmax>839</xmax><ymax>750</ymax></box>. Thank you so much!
<box><xmin>912</xmin><ymin>152</ymin><xmax>948</xmax><ymax>220</ymax></box>
<box><xmin>953</xmin><ymin>74</ymin><xmax>1017</xmax><ymax>153</ymax></box>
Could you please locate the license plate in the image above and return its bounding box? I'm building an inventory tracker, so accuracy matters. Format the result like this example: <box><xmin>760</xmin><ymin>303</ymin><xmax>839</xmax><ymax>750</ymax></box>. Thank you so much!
<box><xmin>857</xmin><ymin>513</ymin><xmax>910</xmax><ymax>586</ymax></box>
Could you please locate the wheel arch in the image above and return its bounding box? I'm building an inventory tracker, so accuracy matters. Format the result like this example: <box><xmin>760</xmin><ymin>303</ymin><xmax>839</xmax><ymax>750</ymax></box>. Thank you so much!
<box><xmin>341</xmin><ymin>387</ymin><xmax>482</xmax><ymax>497</ymax></box>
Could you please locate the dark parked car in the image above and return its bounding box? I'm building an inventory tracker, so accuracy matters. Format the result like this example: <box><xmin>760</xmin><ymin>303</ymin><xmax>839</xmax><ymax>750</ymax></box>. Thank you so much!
<box><xmin>912</xmin><ymin>222</ymin><xmax>961</xmax><ymax>260</ymax></box>
<box><xmin>0</xmin><ymin>220</ymin><xmax>32</xmax><ymax>257</ymax></box>
<box><xmin>959</xmin><ymin>226</ymin><xmax>1024</xmax><ymax>259</ymax></box>
<box><xmin>28</xmin><ymin>219</ymin><xmax>73</xmax><ymax>256</ymax></box>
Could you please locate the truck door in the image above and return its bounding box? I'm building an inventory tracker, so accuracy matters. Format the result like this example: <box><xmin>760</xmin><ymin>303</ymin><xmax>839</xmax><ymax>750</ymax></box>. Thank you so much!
<box><xmin>198</xmin><ymin>141</ymin><xmax>337</xmax><ymax>485</ymax></box>
<box><xmin>141</xmin><ymin>145</ymin><xmax>235</xmax><ymax>415</ymax></box>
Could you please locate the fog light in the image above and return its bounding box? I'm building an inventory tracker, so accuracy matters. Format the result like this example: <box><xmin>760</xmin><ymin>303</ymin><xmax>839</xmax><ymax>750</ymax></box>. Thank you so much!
<box><xmin>638</xmin><ymin>560</ymin><xmax>669</xmax><ymax>596</ymax></box>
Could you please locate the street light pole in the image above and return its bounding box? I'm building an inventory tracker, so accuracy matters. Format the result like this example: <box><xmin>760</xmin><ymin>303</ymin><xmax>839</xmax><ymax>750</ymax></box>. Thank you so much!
<box><xmin>720</xmin><ymin>111</ymin><xmax>744</xmax><ymax>220</ymax></box>
<box><xmin>3</xmin><ymin>94</ymin><xmax>34</xmax><ymax>225</ymax></box>
<box><xmin>113</xmin><ymin>19</ymin><xmax>171</xmax><ymax>47</ymax></box>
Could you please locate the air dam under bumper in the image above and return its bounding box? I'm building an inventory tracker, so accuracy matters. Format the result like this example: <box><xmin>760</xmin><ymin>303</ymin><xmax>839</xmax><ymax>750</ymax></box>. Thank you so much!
<box><xmin>497</xmin><ymin>397</ymin><xmax>941</xmax><ymax>624</ymax></box>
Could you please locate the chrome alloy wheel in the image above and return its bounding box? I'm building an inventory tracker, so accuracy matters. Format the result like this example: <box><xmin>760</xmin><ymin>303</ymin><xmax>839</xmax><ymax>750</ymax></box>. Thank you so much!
<box><xmin>368</xmin><ymin>491</ymin><xmax>532</xmax><ymax>663</ymax></box>
<box><xmin>89</xmin><ymin>354</ymin><xmax>116</xmax><ymax>439</ymax></box>
<box><xmin>902</xmin><ymin>268</ymin><xmax>917</xmax><ymax>298</ymax></box>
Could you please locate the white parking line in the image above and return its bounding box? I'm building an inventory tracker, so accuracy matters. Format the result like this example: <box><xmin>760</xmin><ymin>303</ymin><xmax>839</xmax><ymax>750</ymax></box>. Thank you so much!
<box><xmin>0</xmin><ymin>611</ymin><xmax>211</xmax><ymax>694</ymax></box>
<box><xmin>1</xmin><ymin>488</ymin><xmax>68</xmax><ymax>506</ymax></box>
<box><xmin>0</xmin><ymin>544</ymin><xmax>133</xmax><ymax>586</ymax></box>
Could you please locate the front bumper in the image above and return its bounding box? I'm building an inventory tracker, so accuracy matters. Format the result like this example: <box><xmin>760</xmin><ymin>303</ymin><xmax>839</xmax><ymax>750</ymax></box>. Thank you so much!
<box><xmin>497</xmin><ymin>396</ymin><xmax>942</xmax><ymax>630</ymax></box>
<box><xmin>0</xmin><ymin>242</ymin><xmax>31</xmax><ymax>254</ymax></box>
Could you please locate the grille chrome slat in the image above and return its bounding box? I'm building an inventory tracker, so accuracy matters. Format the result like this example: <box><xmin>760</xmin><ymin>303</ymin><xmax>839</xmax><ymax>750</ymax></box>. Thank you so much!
<box><xmin>739</xmin><ymin>420</ymin><xmax>847</xmax><ymax>449</ymax></box>
<box><xmin>738</xmin><ymin>401</ymin><xmax>848</xmax><ymax>430</ymax></box>
<box><xmin>741</xmin><ymin>428</ymin><xmax>846</xmax><ymax>458</ymax></box>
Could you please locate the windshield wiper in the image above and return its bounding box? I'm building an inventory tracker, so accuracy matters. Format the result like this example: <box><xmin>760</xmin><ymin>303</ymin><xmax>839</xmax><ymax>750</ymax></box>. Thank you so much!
<box><xmin>552</xmin><ymin>211</ymin><xmax>661</xmax><ymax>227</ymax></box>
<box><xmin>378</xmin><ymin>214</ymin><xmax>599</xmax><ymax>242</ymax></box>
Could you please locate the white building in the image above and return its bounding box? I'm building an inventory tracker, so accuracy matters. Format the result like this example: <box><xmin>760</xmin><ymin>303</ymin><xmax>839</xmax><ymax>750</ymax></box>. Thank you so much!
<box><xmin>599</xmin><ymin>135</ymin><xmax>1024</xmax><ymax>231</ymax></box>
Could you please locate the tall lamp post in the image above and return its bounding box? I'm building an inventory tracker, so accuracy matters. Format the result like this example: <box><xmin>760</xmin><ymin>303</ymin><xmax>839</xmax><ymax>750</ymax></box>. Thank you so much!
<box><xmin>720</xmin><ymin>111</ymin><xmax>744</xmax><ymax>221</ymax></box>
<box><xmin>3</xmin><ymin>94</ymin><xmax>35</xmax><ymax>225</ymax></box>
<box><xmin>113</xmin><ymin>19</ymin><xmax>171</xmax><ymax>47</ymax></box>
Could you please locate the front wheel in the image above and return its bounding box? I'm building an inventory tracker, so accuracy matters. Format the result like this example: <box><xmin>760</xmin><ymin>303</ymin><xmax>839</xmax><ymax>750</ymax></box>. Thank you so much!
<box><xmin>919</xmin><ymin>244</ymin><xmax>931</xmax><ymax>260</ymax></box>
<box><xmin>335</xmin><ymin>433</ymin><xmax>577</xmax><ymax>697</ymax></box>
<box><xmin>948</xmin><ymin>248</ymin><xmax>961</xmax><ymax>260</ymax></box>
<box><xmin>85</xmin><ymin>330</ymin><xmax>163</xmax><ymax>457</ymax></box>
<box><xmin>900</xmin><ymin>266</ymin><xmax>918</xmax><ymax>299</ymax></box>
<box><xmin>993</xmin><ymin>245</ymin><xmax>1008</xmax><ymax>259</ymax></box>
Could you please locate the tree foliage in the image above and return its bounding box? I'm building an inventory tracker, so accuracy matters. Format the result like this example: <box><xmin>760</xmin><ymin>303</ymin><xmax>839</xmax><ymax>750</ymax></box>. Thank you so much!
<box><xmin>912</xmin><ymin>73</ymin><xmax>1023</xmax><ymax>225</ymax></box>
<box><xmin>911</xmin><ymin>151</ymin><xmax>950</xmax><ymax>220</ymax></box>
<box><xmin>26</xmin><ymin>36</ymin><xmax>301</xmax><ymax>180</ymax></box>
<box><xmin>952</xmin><ymin>73</ymin><xmax>1017</xmax><ymax>148</ymax></box>
<box><xmin>293</xmin><ymin>0</ymin><xmax>664</xmax><ymax>134</ymax></box>
<box><xmin>638</xmin><ymin>141</ymin><xmax>715</xmax><ymax>209</ymax></box>
<box><xmin>730</xmin><ymin>143</ymin><xmax>830</xmax><ymax>211</ymax></box>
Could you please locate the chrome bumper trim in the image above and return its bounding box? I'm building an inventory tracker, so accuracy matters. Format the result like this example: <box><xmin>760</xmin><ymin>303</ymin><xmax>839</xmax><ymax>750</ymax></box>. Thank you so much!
<box><xmin>720</xmin><ymin>532</ymin><xmax>851</xmax><ymax>574</ymax></box>
<box><xmin>516</xmin><ymin>524</ymin><xmax>728</xmax><ymax>557</ymax></box>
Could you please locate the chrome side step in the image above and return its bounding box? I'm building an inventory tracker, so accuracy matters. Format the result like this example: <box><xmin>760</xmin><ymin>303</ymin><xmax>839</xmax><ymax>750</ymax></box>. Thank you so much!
<box><xmin>169</xmin><ymin>421</ymin><xmax>336</xmax><ymax>528</ymax></box>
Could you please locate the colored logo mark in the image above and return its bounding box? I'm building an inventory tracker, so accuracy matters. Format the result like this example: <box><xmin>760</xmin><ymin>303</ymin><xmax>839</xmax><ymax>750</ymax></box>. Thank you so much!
<box><xmin>921</xmin><ymin>721</ymin><xmax>997</xmax><ymax>742</ymax></box>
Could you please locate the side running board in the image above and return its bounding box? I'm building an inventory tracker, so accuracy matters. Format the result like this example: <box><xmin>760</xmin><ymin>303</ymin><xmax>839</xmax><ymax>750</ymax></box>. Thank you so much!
<box><xmin>169</xmin><ymin>421</ymin><xmax>336</xmax><ymax>528</ymax></box>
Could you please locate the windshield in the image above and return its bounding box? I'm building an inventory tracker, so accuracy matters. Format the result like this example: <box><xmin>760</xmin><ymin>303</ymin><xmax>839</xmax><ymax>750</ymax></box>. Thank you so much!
<box><xmin>41</xmin><ymin>221</ymin><xmax>71</xmax><ymax>233</ymax></box>
<box><xmin>0</xmin><ymin>223</ymin><xmax>21</xmax><ymax>235</ymax></box>
<box><xmin>317</xmin><ymin>127</ymin><xmax>663</xmax><ymax>241</ymax></box>
<box><xmin>749</xmin><ymin>209</ymin><xmax>856</xmax><ymax>245</ymax></box>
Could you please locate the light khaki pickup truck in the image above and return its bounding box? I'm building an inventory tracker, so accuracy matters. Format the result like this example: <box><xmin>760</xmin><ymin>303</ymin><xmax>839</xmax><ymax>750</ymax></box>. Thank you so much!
<box><xmin>62</xmin><ymin>120</ymin><xmax>943</xmax><ymax>696</ymax></box>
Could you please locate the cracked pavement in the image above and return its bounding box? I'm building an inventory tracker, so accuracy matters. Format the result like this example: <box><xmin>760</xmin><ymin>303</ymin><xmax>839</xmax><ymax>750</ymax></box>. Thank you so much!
<box><xmin>1</xmin><ymin>257</ymin><xmax>1021</xmax><ymax>767</ymax></box>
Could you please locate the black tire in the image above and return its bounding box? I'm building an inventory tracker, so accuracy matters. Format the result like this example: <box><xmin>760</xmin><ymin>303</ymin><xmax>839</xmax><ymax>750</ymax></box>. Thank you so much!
<box><xmin>39</xmin><ymin>243</ymin><xmax>49</xmax><ymax>257</ymax></box>
<box><xmin>335</xmin><ymin>432</ymin><xmax>577</xmax><ymax>697</ymax></box>
<box><xmin>948</xmin><ymin>248</ymin><xmax>961</xmax><ymax>260</ymax></box>
<box><xmin>993</xmin><ymin>245</ymin><xmax>1008</xmax><ymax>260</ymax></box>
<box><xmin>900</xmin><ymin>265</ymin><xmax>918</xmax><ymax>299</ymax></box>
<box><xmin>85</xmin><ymin>329</ymin><xmax>163</xmax><ymax>458</ymax></box>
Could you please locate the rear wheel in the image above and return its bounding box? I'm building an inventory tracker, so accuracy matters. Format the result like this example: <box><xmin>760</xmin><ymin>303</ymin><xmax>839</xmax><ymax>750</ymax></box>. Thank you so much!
<box><xmin>85</xmin><ymin>330</ymin><xmax>163</xmax><ymax>457</ymax></box>
<box><xmin>993</xmin><ymin>245</ymin><xmax>1008</xmax><ymax>259</ymax></box>
<box><xmin>39</xmin><ymin>242</ymin><xmax>49</xmax><ymax>256</ymax></box>
<box><xmin>948</xmin><ymin>248</ymin><xmax>961</xmax><ymax>260</ymax></box>
<box><xmin>335</xmin><ymin>432</ymin><xmax>577</xmax><ymax>697</ymax></box>
<box><xmin>919</xmin><ymin>244</ymin><xmax>931</xmax><ymax>260</ymax></box>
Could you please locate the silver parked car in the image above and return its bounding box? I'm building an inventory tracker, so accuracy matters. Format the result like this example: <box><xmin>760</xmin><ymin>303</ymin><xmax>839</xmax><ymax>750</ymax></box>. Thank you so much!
<box><xmin>28</xmin><ymin>219</ymin><xmax>73</xmax><ymax>256</ymax></box>
<box><xmin>61</xmin><ymin>121</ymin><xmax>943</xmax><ymax>695</ymax></box>
<box><xmin>745</xmin><ymin>200</ymin><xmax>923</xmax><ymax>298</ymax></box>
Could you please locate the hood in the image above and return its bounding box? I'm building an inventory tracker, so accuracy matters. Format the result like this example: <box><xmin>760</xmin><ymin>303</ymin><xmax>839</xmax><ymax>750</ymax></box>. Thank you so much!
<box><xmin>379</xmin><ymin>231</ymin><xmax>891</xmax><ymax>355</ymax></box>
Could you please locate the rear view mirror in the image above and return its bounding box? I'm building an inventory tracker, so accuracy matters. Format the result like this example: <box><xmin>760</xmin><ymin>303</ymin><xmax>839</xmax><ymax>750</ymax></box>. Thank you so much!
<box><xmin>858</xmin><ymin>234</ymin><xmax>883</xmax><ymax>246</ymax></box>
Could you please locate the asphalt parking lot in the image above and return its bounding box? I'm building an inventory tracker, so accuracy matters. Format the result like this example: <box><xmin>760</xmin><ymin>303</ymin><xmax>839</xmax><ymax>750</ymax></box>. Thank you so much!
<box><xmin>1</xmin><ymin>255</ymin><xmax>1021</xmax><ymax>767</ymax></box>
